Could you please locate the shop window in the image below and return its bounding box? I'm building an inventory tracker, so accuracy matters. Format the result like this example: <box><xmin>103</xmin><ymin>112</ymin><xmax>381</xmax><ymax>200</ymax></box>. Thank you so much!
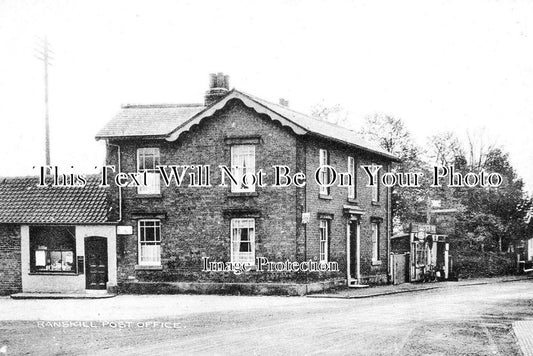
<box><xmin>30</xmin><ymin>226</ymin><xmax>76</xmax><ymax>273</ymax></box>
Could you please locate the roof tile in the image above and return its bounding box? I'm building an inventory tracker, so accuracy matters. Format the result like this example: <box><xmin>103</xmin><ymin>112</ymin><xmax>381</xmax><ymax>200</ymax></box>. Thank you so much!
<box><xmin>0</xmin><ymin>175</ymin><xmax>111</xmax><ymax>224</ymax></box>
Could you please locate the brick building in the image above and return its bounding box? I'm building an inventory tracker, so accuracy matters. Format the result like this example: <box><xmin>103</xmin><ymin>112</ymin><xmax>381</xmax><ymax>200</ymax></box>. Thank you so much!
<box><xmin>0</xmin><ymin>73</ymin><xmax>398</xmax><ymax>296</ymax></box>
<box><xmin>96</xmin><ymin>73</ymin><xmax>398</xmax><ymax>293</ymax></box>
<box><xmin>0</xmin><ymin>176</ymin><xmax>117</xmax><ymax>295</ymax></box>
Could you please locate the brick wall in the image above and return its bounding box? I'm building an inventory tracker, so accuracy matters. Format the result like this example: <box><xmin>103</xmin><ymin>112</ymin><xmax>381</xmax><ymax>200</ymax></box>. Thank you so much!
<box><xmin>304</xmin><ymin>136</ymin><xmax>390</xmax><ymax>284</ymax></box>
<box><xmin>0</xmin><ymin>224</ymin><xmax>22</xmax><ymax>295</ymax></box>
<box><xmin>108</xmin><ymin>99</ymin><xmax>392</xmax><ymax>285</ymax></box>
<box><xmin>110</xmin><ymin>100</ymin><xmax>301</xmax><ymax>283</ymax></box>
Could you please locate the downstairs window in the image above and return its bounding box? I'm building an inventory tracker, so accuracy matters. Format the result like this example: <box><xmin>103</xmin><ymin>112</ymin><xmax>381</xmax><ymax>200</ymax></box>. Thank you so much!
<box><xmin>30</xmin><ymin>226</ymin><xmax>76</xmax><ymax>273</ymax></box>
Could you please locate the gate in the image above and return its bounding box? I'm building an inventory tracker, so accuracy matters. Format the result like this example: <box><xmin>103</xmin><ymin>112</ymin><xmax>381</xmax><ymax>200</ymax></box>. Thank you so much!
<box><xmin>391</xmin><ymin>253</ymin><xmax>409</xmax><ymax>285</ymax></box>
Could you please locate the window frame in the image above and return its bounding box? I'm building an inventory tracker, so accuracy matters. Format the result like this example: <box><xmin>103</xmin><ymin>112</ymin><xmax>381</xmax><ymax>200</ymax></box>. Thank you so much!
<box><xmin>137</xmin><ymin>148</ymin><xmax>161</xmax><ymax>195</ymax></box>
<box><xmin>230</xmin><ymin>218</ymin><xmax>256</xmax><ymax>264</ymax></box>
<box><xmin>138</xmin><ymin>219</ymin><xmax>162</xmax><ymax>266</ymax></box>
<box><xmin>347</xmin><ymin>156</ymin><xmax>356</xmax><ymax>199</ymax></box>
<box><xmin>371</xmin><ymin>222</ymin><xmax>380</xmax><ymax>262</ymax></box>
<box><xmin>230</xmin><ymin>144</ymin><xmax>256</xmax><ymax>193</ymax></box>
<box><xmin>319</xmin><ymin>149</ymin><xmax>330</xmax><ymax>196</ymax></box>
<box><xmin>319</xmin><ymin>219</ymin><xmax>329</xmax><ymax>263</ymax></box>
<box><xmin>371</xmin><ymin>162</ymin><xmax>379</xmax><ymax>203</ymax></box>
<box><xmin>29</xmin><ymin>226</ymin><xmax>76</xmax><ymax>274</ymax></box>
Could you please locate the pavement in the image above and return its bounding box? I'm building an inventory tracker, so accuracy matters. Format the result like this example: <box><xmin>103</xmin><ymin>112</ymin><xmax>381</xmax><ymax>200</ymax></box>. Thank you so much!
<box><xmin>514</xmin><ymin>321</ymin><xmax>533</xmax><ymax>356</ymax></box>
<box><xmin>307</xmin><ymin>275</ymin><xmax>532</xmax><ymax>299</ymax></box>
<box><xmin>10</xmin><ymin>292</ymin><xmax>117</xmax><ymax>299</ymax></box>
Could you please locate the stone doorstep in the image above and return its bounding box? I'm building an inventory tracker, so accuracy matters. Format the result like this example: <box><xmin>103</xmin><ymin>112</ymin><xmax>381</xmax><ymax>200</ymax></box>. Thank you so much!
<box><xmin>10</xmin><ymin>292</ymin><xmax>117</xmax><ymax>300</ymax></box>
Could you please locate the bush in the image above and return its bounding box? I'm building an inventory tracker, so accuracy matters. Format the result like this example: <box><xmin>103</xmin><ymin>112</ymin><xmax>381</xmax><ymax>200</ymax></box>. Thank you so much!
<box><xmin>451</xmin><ymin>251</ymin><xmax>517</xmax><ymax>279</ymax></box>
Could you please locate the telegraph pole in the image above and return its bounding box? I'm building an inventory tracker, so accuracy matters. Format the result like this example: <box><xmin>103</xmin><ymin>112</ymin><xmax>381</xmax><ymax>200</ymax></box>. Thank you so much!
<box><xmin>35</xmin><ymin>36</ymin><xmax>53</xmax><ymax>166</ymax></box>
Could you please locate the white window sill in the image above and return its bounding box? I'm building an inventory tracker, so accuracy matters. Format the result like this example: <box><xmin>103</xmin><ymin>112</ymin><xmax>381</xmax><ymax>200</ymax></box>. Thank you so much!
<box><xmin>136</xmin><ymin>193</ymin><xmax>162</xmax><ymax>199</ymax></box>
<box><xmin>135</xmin><ymin>265</ymin><xmax>163</xmax><ymax>270</ymax></box>
<box><xmin>228</xmin><ymin>191</ymin><xmax>258</xmax><ymax>197</ymax></box>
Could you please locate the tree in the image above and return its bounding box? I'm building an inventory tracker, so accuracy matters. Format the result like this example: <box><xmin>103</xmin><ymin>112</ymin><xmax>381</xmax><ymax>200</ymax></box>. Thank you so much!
<box><xmin>457</xmin><ymin>148</ymin><xmax>529</xmax><ymax>252</ymax></box>
<box><xmin>465</xmin><ymin>128</ymin><xmax>498</xmax><ymax>169</ymax></box>
<box><xmin>357</xmin><ymin>114</ymin><xmax>428</xmax><ymax>230</ymax></box>
<box><xmin>310</xmin><ymin>103</ymin><xmax>350</xmax><ymax>126</ymax></box>
<box><xmin>426</xmin><ymin>131</ymin><xmax>465</xmax><ymax>166</ymax></box>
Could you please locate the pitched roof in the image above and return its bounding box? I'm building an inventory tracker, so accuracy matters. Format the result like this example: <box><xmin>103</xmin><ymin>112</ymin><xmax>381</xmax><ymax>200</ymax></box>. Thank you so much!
<box><xmin>96</xmin><ymin>104</ymin><xmax>205</xmax><ymax>138</ymax></box>
<box><xmin>240</xmin><ymin>92</ymin><xmax>397</xmax><ymax>160</ymax></box>
<box><xmin>0</xmin><ymin>175</ymin><xmax>112</xmax><ymax>224</ymax></box>
<box><xmin>96</xmin><ymin>89</ymin><xmax>398</xmax><ymax>161</ymax></box>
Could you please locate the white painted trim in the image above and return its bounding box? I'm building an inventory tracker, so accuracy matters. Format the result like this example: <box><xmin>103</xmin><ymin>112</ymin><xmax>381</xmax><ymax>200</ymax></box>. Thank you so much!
<box><xmin>356</xmin><ymin>222</ymin><xmax>361</xmax><ymax>281</ymax></box>
<box><xmin>137</xmin><ymin>219</ymin><xmax>162</xmax><ymax>266</ymax></box>
<box><xmin>347</xmin><ymin>220</ymin><xmax>361</xmax><ymax>284</ymax></box>
<box><xmin>346</xmin><ymin>221</ymin><xmax>351</xmax><ymax>281</ymax></box>
<box><xmin>165</xmin><ymin>91</ymin><xmax>307</xmax><ymax>142</ymax></box>
<box><xmin>21</xmin><ymin>225</ymin><xmax>117</xmax><ymax>293</ymax></box>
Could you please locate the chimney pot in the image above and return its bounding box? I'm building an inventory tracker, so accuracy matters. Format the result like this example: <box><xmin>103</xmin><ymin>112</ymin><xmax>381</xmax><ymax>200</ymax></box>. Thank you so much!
<box><xmin>205</xmin><ymin>72</ymin><xmax>230</xmax><ymax>106</ymax></box>
<box><xmin>279</xmin><ymin>98</ymin><xmax>289</xmax><ymax>107</ymax></box>
<box><xmin>208</xmin><ymin>73</ymin><xmax>217</xmax><ymax>89</ymax></box>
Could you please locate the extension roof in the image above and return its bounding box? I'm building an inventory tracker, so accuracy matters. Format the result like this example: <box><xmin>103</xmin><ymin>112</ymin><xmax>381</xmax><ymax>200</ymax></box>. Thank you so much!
<box><xmin>96</xmin><ymin>89</ymin><xmax>398</xmax><ymax>161</ymax></box>
<box><xmin>0</xmin><ymin>175</ymin><xmax>111</xmax><ymax>224</ymax></box>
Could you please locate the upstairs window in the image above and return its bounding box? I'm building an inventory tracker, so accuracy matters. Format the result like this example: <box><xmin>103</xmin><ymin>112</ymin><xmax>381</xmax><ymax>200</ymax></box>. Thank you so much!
<box><xmin>231</xmin><ymin>218</ymin><xmax>255</xmax><ymax>264</ymax></box>
<box><xmin>371</xmin><ymin>162</ymin><xmax>379</xmax><ymax>202</ymax></box>
<box><xmin>347</xmin><ymin>156</ymin><xmax>356</xmax><ymax>199</ymax></box>
<box><xmin>319</xmin><ymin>149</ymin><xmax>330</xmax><ymax>195</ymax></box>
<box><xmin>137</xmin><ymin>148</ymin><xmax>161</xmax><ymax>195</ymax></box>
<box><xmin>231</xmin><ymin>145</ymin><xmax>256</xmax><ymax>192</ymax></box>
<box><xmin>138</xmin><ymin>220</ymin><xmax>161</xmax><ymax>266</ymax></box>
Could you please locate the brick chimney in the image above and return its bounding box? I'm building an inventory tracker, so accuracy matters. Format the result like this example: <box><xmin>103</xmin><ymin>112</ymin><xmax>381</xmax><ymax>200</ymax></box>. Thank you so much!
<box><xmin>205</xmin><ymin>72</ymin><xmax>230</xmax><ymax>106</ymax></box>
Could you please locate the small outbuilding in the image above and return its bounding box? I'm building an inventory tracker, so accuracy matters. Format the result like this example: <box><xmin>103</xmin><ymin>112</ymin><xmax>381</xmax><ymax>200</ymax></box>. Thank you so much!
<box><xmin>0</xmin><ymin>176</ymin><xmax>117</xmax><ymax>295</ymax></box>
<box><xmin>390</xmin><ymin>223</ymin><xmax>450</xmax><ymax>284</ymax></box>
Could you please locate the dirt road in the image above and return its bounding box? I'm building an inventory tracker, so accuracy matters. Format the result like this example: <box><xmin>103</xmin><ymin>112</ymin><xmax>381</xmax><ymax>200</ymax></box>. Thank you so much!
<box><xmin>1</xmin><ymin>280</ymin><xmax>532</xmax><ymax>355</ymax></box>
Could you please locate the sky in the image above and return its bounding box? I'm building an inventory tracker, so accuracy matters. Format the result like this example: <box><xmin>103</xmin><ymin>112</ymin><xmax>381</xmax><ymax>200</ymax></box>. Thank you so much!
<box><xmin>0</xmin><ymin>0</ymin><xmax>532</xmax><ymax>193</ymax></box>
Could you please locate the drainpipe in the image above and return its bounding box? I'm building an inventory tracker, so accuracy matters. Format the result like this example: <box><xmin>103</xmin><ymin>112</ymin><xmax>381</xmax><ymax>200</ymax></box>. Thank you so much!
<box><xmin>386</xmin><ymin>163</ymin><xmax>391</xmax><ymax>281</ymax></box>
<box><xmin>106</xmin><ymin>141</ymin><xmax>122</xmax><ymax>223</ymax></box>
<box><xmin>303</xmin><ymin>139</ymin><xmax>308</xmax><ymax>284</ymax></box>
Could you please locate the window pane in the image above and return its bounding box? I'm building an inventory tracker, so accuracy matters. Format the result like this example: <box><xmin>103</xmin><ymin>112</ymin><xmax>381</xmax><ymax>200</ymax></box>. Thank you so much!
<box><xmin>144</xmin><ymin>155</ymin><xmax>155</xmax><ymax>170</ymax></box>
<box><xmin>319</xmin><ymin>219</ymin><xmax>328</xmax><ymax>263</ymax></box>
<box><xmin>141</xmin><ymin>244</ymin><xmax>161</xmax><ymax>264</ymax></box>
<box><xmin>62</xmin><ymin>251</ymin><xmax>74</xmax><ymax>271</ymax></box>
<box><xmin>50</xmin><ymin>251</ymin><xmax>62</xmax><ymax>271</ymax></box>
<box><xmin>35</xmin><ymin>250</ymin><xmax>46</xmax><ymax>266</ymax></box>
<box><xmin>139</xmin><ymin>220</ymin><xmax>161</xmax><ymax>265</ymax></box>
<box><xmin>372</xmin><ymin>223</ymin><xmax>379</xmax><ymax>260</ymax></box>
<box><xmin>348</xmin><ymin>157</ymin><xmax>355</xmax><ymax>198</ymax></box>
<box><xmin>231</xmin><ymin>145</ymin><xmax>255</xmax><ymax>192</ymax></box>
<box><xmin>144</xmin><ymin>226</ymin><xmax>155</xmax><ymax>241</ymax></box>
<box><xmin>231</xmin><ymin>219</ymin><xmax>255</xmax><ymax>263</ymax></box>
<box><xmin>138</xmin><ymin>172</ymin><xmax>160</xmax><ymax>195</ymax></box>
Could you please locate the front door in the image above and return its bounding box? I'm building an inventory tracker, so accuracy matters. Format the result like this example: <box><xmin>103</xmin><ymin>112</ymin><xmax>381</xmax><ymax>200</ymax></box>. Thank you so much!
<box><xmin>85</xmin><ymin>237</ymin><xmax>108</xmax><ymax>290</ymax></box>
